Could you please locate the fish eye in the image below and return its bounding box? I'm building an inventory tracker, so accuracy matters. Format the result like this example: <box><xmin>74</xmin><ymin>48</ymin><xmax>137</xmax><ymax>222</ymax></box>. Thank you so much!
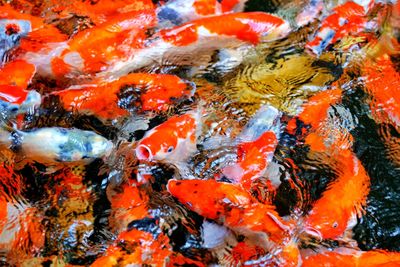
<box><xmin>332</xmin><ymin>222</ymin><xmax>338</xmax><ymax>228</ymax></box>
<box><xmin>167</xmin><ymin>146</ymin><xmax>174</xmax><ymax>153</ymax></box>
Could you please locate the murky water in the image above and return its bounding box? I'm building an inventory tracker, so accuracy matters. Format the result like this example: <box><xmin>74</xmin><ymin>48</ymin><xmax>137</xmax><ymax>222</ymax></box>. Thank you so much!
<box><xmin>0</xmin><ymin>0</ymin><xmax>399</xmax><ymax>266</ymax></box>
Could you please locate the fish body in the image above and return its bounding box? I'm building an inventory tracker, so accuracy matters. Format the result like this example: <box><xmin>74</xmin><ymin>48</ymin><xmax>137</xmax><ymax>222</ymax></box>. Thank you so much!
<box><xmin>0</xmin><ymin>59</ymin><xmax>40</xmax><ymax>118</ymax></box>
<box><xmin>91</xmin><ymin>229</ymin><xmax>172</xmax><ymax>267</ymax></box>
<box><xmin>221</xmin><ymin>130</ymin><xmax>278</xmax><ymax>191</ymax></box>
<box><xmin>156</xmin><ymin>0</ymin><xmax>248</xmax><ymax>27</ymax></box>
<box><xmin>0</xmin><ymin>127</ymin><xmax>113</xmax><ymax>165</ymax></box>
<box><xmin>53</xmin><ymin>73</ymin><xmax>195</xmax><ymax>120</ymax></box>
<box><xmin>136</xmin><ymin>109</ymin><xmax>202</xmax><ymax>164</ymax></box>
<box><xmin>105</xmin><ymin>12</ymin><xmax>291</xmax><ymax>79</ymax></box>
<box><xmin>21</xmin><ymin>10</ymin><xmax>156</xmax><ymax>81</ymax></box>
<box><xmin>363</xmin><ymin>55</ymin><xmax>400</xmax><ymax>130</ymax></box>
<box><xmin>167</xmin><ymin>179</ymin><xmax>291</xmax><ymax>244</ymax></box>
<box><xmin>306</xmin><ymin>1</ymin><xmax>371</xmax><ymax>55</ymax></box>
<box><xmin>302</xmin><ymin>248</ymin><xmax>400</xmax><ymax>267</ymax></box>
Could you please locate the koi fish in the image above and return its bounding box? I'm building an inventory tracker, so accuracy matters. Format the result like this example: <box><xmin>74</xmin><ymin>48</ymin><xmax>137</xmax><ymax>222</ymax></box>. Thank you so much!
<box><xmin>306</xmin><ymin>1</ymin><xmax>372</xmax><ymax>55</ymax></box>
<box><xmin>156</xmin><ymin>0</ymin><xmax>248</xmax><ymax>27</ymax></box>
<box><xmin>52</xmin><ymin>73</ymin><xmax>195</xmax><ymax>121</ymax></box>
<box><xmin>21</xmin><ymin>9</ymin><xmax>156</xmax><ymax>81</ymax></box>
<box><xmin>167</xmin><ymin>179</ymin><xmax>291</xmax><ymax>244</ymax></box>
<box><xmin>103</xmin><ymin>12</ymin><xmax>291</xmax><ymax>79</ymax></box>
<box><xmin>363</xmin><ymin>55</ymin><xmax>400</xmax><ymax>130</ymax></box>
<box><xmin>0</xmin><ymin>59</ymin><xmax>40</xmax><ymax>118</ymax></box>
<box><xmin>302</xmin><ymin>135</ymin><xmax>370</xmax><ymax>240</ymax></box>
<box><xmin>0</xmin><ymin>126</ymin><xmax>113</xmax><ymax>166</ymax></box>
<box><xmin>220</xmin><ymin>105</ymin><xmax>281</xmax><ymax>191</ymax></box>
<box><xmin>136</xmin><ymin>109</ymin><xmax>202</xmax><ymax>165</ymax></box>
<box><xmin>91</xmin><ymin>229</ymin><xmax>172</xmax><ymax>267</ymax></box>
<box><xmin>302</xmin><ymin>248</ymin><xmax>400</xmax><ymax>267</ymax></box>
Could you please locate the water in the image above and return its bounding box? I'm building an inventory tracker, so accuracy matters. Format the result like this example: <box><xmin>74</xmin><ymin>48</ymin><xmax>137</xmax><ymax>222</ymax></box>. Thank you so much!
<box><xmin>0</xmin><ymin>0</ymin><xmax>399</xmax><ymax>265</ymax></box>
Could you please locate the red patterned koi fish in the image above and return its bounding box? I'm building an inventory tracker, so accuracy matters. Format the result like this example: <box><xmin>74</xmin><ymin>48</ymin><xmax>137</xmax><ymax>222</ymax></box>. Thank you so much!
<box><xmin>306</xmin><ymin>1</ymin><xmax>373</xmax><ymax>55</ymax></box>
<box><xmin>52</xmin><ymin>73</ymin><xmax>195</xmax><ymax>121</ymax></box>
<box><xmin>136</xmin><ymin>109</ymin><xmax>202</xmax><ymax>164</ymax></box>
<box><xmin>167</xmin><ymin>179</ymin><xmax>291</xmax><ymax>244</ymax></box>
<box><xmin>104</xmin><ymin>12</ymin><xmax>290</xmax><ymax>79</ymax></box>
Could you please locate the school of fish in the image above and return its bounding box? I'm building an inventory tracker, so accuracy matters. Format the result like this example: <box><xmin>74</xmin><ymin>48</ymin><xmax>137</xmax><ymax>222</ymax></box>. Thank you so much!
<box><xmin>0</xmin><ymin>0</ymin><xmax>399</xmax><ymax>266</ymax></box>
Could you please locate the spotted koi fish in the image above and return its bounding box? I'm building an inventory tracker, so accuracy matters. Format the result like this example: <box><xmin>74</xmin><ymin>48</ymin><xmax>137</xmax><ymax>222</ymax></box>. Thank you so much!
<box><xmin>306</xmin><ymin>1</ymin><xmax>373</xmax><ymax>55</ymax></box>
<box><xmin>167</xmin><ymin>179</ymin><xmax>292</xmax><ymax>244</ymax></box>
<box><xmin>52</xmin><ymin>73</ymin><xmax>195</xmax><ymax>121</ymax></box>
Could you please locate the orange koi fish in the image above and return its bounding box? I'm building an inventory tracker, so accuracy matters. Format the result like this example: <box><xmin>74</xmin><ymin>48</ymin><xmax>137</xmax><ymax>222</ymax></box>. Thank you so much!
<box><xmin>221</xmin><ymin>130</ymin><xmax>278</xmax><ymax>191</ymax></box>
<box><xmin>0</xmin><ymin>59</ymin><xmax>40</xmax><ymax>117</ymax></box>
<box><xmin>306</xmin><ymin>1</ymin><xmax>372</xmax><ymax>55</ymax></box>
<box><xmin>286</xmin><ymin>88</ymin><xmax>343</xmax><ymax>135</ymax></box>
<box><xmin>136</xmin><ymin>109</ymin><xmax>202</xmax><ymax>164</ymax></box>
<box><xmin>302</xmin><ymin>248</ymin><xmax>400</xmax><ymax>267</ymax></box>
<box><xmin>303</xmin><ymin>149</ymin><xmax>370</xmax><ymax>240</ymax></box>
<box><xmin>91</xmin><ymin>229</ymin><xmax>172</xmax><ymax>267</ymax></box>
<box><xmin>52</xmin><ymin>73</ymin><xmax>195</xmax><ymax>121</ymax></box>
<box><xmin>21</xmin><ymin>10</ymin><xmax>156</xmax><ymax>81</ymax></box>
<box><xmin>167</xmin><ymin>179</ymin><xmax>291</xmax><ymax>244</ymax></box>
<box><xmin>0</xmin><ymin>164</ymin><xmax>44</xmax><ymax>263</ymax></box>
<box><xmin>167</xmin><ymin>252</ymin><xmax>206</xmax><ymax>267</ymax></box>
<box><xmin>104</xmin><ymin>12</ymin><xmax>290</xmax><ymax>79</ymax></box>
<box><xmin>363</xmin><ymin>55</ymin><xmax>400</xmax><ymax>130</ymax></box>
<box><xmin>156</xmin><ymin>0</ymin><xmax>248</xmax><ymax>27</ymax></box>
<box><xmin>108</xmin><ymin>181</ymin><xmax>150</xmax><ymax>232</ymax></box>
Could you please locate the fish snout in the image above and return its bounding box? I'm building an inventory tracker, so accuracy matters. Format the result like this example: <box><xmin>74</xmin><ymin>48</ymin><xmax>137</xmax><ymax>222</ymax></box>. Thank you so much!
<box><xmin>136</xmin><ymin>144</ymin><xmax>153</xmax><ymax>161</ymax></box>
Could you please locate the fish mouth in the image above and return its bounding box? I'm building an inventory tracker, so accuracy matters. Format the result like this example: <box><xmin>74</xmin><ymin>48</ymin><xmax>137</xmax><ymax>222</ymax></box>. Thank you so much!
<box><xmin>303</xmin><ymin>226</ymin><xmax>323</xmax><ymax>242</ymax></box>
<box><xmin>136</xmin><ymin>144</ymin><xmax>153</xmax><ymax>161</ymax></box>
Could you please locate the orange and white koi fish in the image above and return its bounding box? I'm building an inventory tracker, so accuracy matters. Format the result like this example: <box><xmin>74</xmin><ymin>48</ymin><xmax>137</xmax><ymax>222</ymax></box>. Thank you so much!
<box><xmin>302</xmin><ymin>247</ymin><xmax>400</xmax><ymax>267</ymax></box>
<box><xmin>20</xmin><ymin>9</ymin><xmax>156</xmax><ymax>82</ymax></box>
<box><xmin>167</xmin><ymin>179</ymin><xmax>291</xmax><ymax>244</ymax></box>
<box><xmin>363</xmin><ymin>55</ymin><xmax>400</xmax><ymax>130</ymax></box>
<box><xmin>104</xmin><ymin>12</ymin><xmax>290</xmax><ymax>79</ymax></box>
<box><xmin>220</xmin><ymin>105</ymin><xmax>281</xmax><ymax>191</ymax></box>
<box><xmin>52</xmin><ymin>73</ymin><xmax>195</xmax><ymax>121</ymax></box>
<box><xmin>0</xmin><ymin>59</ymin><xmax>40</xmax><ymax>118</ymax></box>
<box><xmin>156</xmin><ymin>0</ymin><xmax>248</xmax><ymax>27</ymax></box>
<box><xmin>136</xmin><ymin>109</ymin><xmax>202</xmax><ymax>164</ymax></box>
<box><xmin>303</xmin><ymin>148</ymin><xmax>370</xmax><ymax>240</ymax></box>
<box><xmin>0</xmin><ymin>164</ymin><xmax>44</xmax><ymax>263</ymax></box>
<box><xmin>0</xmin><ymin>19</ymin><xmax>32</xmax><ymax>63</ymax></box>
<box><xmin>306</xmin><ymin>1</ymin><xmax>373</xmax><ymax>55</ymax></box>
<box><xmin>91</xmin><ymin>229</ymin><xmax>172</xmax><ymax>267</ymax></box>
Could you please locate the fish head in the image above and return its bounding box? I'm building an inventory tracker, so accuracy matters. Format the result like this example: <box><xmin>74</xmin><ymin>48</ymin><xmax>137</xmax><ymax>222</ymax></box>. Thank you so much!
<box><xmin>136</xmin><ymin>112</ymin><xmax>199</xmax><ymax>162</ymax></box>
<box><xmin>304</xmin><ymin>208</ymin><xmax>350</xmax><ymax>240</ymax></box>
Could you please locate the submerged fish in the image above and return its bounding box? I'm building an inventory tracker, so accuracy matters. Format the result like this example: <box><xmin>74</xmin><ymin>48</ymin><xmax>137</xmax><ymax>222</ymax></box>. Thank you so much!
<box><xmin>0</xmin><ymin>126</ymin><xmax>113</xmax><ymax>165</ymax></box>
<box><xmin>104</xmin><ymin>12</ymin><xmax>291</xmax><ymax>79</ymax></box>
<box><xmin>156</xmin><ymin>0</ymin><xmax>248</xmax><ymax>27</ymax></box>
<box><xmin>302</xmin><ymin>247</ymin><xmax>400</xmax><ymax>267</ymax></box>
<box><xmin>167</xmin><ymin>179</ymin><xmax>291</xmax><ymax>244</ymax></box>
<box><xmin>53</xmin><ymin>73</ymin><xmax>195</xmax><ymax>121</ymax></box>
